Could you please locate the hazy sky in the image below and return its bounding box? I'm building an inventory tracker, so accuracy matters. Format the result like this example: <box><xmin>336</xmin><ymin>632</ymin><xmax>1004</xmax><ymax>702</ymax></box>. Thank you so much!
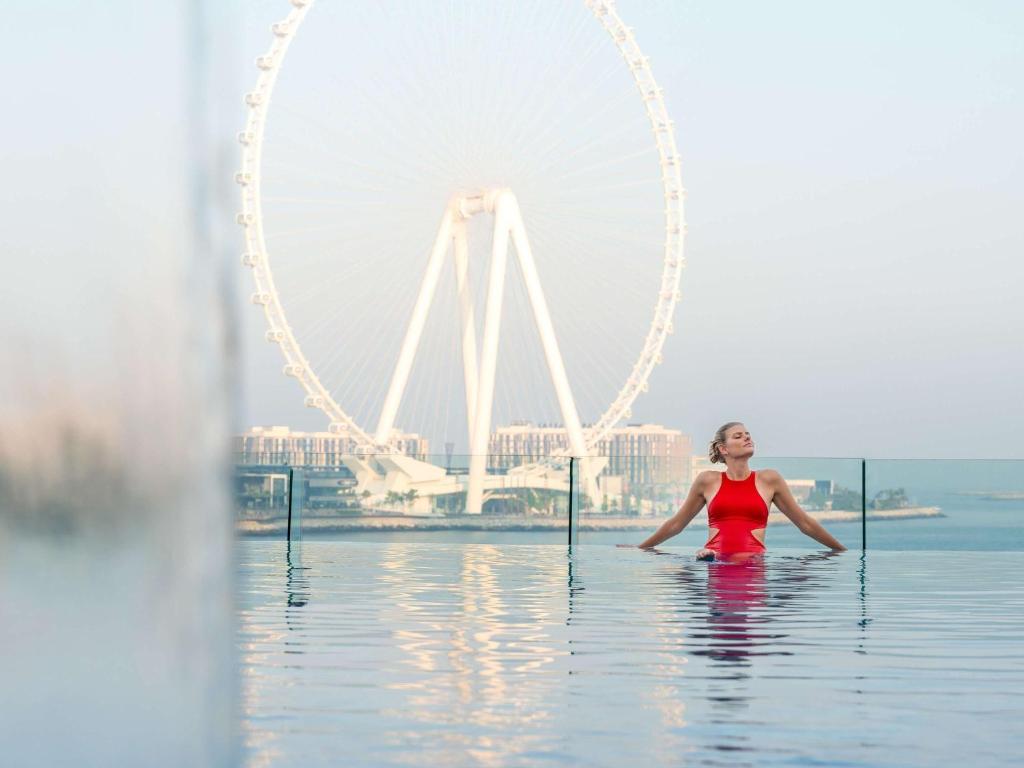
<box><xmin>234</xmin><ymin>1</ymin><xmax>1023</xmax><ymax>459</ymax></box>
<box><xmin>618</xmin><ymin>0</ymin><xmax>1024</xmax><ymax>459</ymax></box>
<box><xmin>5</xmin><ymin>2</ymin><xmax>1019</xmax><ymax>461</ymax></box>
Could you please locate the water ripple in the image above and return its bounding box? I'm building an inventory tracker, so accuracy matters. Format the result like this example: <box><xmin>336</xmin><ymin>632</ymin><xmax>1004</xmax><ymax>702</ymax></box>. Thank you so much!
<box><xmin>239</xmin><ymin>542</ymin><xmax>1024</xmax><ymax>767</ymax></box>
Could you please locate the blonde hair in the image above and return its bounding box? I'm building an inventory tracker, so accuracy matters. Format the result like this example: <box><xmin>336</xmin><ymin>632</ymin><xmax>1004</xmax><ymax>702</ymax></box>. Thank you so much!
<box><xmin>708</xmin><ymin>422</ymin><xmax>743</xmax><ymax>464</ymax></box>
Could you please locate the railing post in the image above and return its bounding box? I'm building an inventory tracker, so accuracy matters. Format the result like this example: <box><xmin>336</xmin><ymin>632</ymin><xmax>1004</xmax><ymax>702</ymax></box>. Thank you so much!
<box><xmin>286</xmin><ymin>467</ymin><xmax>304</xmax><ymax>542</ymax></box>
<box><xmin>567</xmin><ymin>458</ymin><xmax>573</xmax><ymax>545</ymax></box>
<box><xmin>287</xmin><ymin>467</ymin><xmax>294</xmax><ymax>542</ymax></box>
<box><xmin>861</xmin><ymin>458</ymin><xmax>867</xmax><ymax>551</ymax></box>
<box><xmin>568</xmin><ymin>457</ymin><xmax>580</xmax><ymax>546</ymax></box>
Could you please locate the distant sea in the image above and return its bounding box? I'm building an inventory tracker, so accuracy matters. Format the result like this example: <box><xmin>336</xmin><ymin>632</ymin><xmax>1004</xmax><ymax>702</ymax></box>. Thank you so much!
<box><xmin>294</xmin><ymin>491</ymin><xmax>1022</xmax><ymax>551</ymax></box>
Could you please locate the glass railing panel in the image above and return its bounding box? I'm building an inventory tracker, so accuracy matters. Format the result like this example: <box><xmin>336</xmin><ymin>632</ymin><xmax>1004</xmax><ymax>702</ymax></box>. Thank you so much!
<box><xmin>573</xmin><ymin>452</ymin><xmax>698</xmax><ymax>547</ymax></box>
<box><xmin>750</xmin><ymin>457</ymin><xmax>864</xmax><ymax>550</ymax></box>
<box><xmin>234</xmin><ymin>452</ymin><xmax>1024</xmax><ymax>550</ymax></box>
<box><xmin>579</xmin><ymin>455</ymin><xmax>864</xmax><ymax>550</ymax></box>
<box><xmin>865</xmin><ymin>459</ymin><xmax>1024</xmax><ymax>551</ymax></box>
<box><xmin>234</xmin><ymin>464</ymin><xmax>294</xmax><ymax>539</ymax></box>
<box><xmin>234</xmin><ymin>453</ymin><xmax>573</xmax><ymax>543</ymax></box>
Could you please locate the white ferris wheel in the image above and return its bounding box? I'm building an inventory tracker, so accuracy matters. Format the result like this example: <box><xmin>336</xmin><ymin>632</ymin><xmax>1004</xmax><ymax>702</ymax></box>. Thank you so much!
<box><xmin>237</xmin><ymin>0</ymin><xmax>685</xmax><ymax>511</ymax></box>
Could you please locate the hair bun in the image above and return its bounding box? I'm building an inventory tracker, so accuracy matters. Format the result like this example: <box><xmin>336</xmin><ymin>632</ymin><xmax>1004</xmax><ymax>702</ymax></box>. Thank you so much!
<box><xmin>709</xmin><ymin>421</ymin><xmax>742</xmax><ymax>465</ymax></box>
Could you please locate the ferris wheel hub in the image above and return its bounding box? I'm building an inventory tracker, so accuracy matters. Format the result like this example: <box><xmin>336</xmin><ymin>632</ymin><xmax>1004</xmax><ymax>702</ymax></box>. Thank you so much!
<box><xmin>453</xmin><ymin>188</ymin><xmax>508</xmax><ymax>220</ymax></box>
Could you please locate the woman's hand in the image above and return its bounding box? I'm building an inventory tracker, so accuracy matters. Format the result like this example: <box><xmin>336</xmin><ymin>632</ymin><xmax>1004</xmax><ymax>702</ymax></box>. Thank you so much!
<box><xmin>695</xmin><ymin>548</ymin><xmax>715</xmax><ymax>561</ymax></box>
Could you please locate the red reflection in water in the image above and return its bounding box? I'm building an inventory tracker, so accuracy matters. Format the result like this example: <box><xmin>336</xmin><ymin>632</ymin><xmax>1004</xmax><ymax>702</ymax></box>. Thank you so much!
<box><xmin>699</xmin><ymin>556</ymin><xmax>769</xmax><ymax>665</ymax></box>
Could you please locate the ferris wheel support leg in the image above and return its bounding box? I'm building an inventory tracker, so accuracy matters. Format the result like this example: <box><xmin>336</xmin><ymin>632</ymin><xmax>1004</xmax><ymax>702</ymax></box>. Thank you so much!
<box><xmin>466</xmin><ymin>197</ymin><xmax>512</xmax><ymax>514</ymax></box>
<box><xmin>374</xmin><ymin>208</ymin><xmax>455</xmax><ymax>445</ymax></box>
<box><xmin>506</xmin><ymin>197</ymin><xmax>601</xmax><ymax>506</ymax></box>
<box><xmin>452</xmin><ymin>221</ymin><xmax>478</xmax><ymax>444</ymax></box>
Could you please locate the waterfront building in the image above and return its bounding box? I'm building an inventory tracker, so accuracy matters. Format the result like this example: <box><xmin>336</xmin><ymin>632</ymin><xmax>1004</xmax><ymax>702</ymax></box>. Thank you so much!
<box><xmin>602</xmin><ymin>424</ymin><xmax>691</xmax><ymax>490</ymax></box>
<box><xmin>235</xmin><ymin>425</ymin><xmax>430</xmax><ymax>466</ymax></box>
<box><xmin>488</xmin><ymin>421</ymin><xmax>573</xmax><ymax>464</ymax></box>
<box><xmin>489</xmin><ymin>421</ymin><xmax>691</xmax><ymax>489</ymax></box>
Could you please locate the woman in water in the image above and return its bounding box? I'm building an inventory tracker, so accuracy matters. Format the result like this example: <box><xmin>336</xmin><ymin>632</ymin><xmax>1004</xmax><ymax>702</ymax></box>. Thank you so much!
<box><xmin>635</xmin><ymin>422</ymin><xmax>846</xmax><ymax>559</ymax></box>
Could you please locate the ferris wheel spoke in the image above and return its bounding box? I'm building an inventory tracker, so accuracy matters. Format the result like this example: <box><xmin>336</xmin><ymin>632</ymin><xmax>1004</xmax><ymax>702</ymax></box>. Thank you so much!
<box><xmin>262</xmin><ymin>157</ymin><xmax>395</xmax><ymax>194</ymax></box>
<box><xmin>324</xmin><ymin>308</ymin><xmax>421</xmax><ymax>413</ymax></box>
<box><xmin>316</xmin><ymin>286</ymin><xmax>420</xmax><ymax>392</ymax></box>
<box><xmin>268</xmin><ymin>120</ymin><xmax>458</xmax><ymax>191</ymax></box>
<box><xmin>262</xmin><ymin>221</ymin><xmax>351</xmax><ymax>242</ymax></box>
<box><xmin>515</xmin><ymin>54</ymin><xmax>632</xmax><ymax>165</ymax></box>
<box><xmin>497</xmin><ymin>18</ymin><xmax>613</xmax><ymax>163</ymax></box>
<box><xmin>532</xmin><ymin>116</ymin><xmax>653</xmax><ymax>179</ymax></box>
<box><xmin>262</xmin><ymin>195</ymin><xmax>390</xmax><ymax>206</ymax></box>
<box><xmin>551</xmin><ymin>146</ymin><xmax>660</xmax><ymax>182</ymax></box>
<box><xmin>530</xmin><ymin>95</ymin><xmax>652</xmax><ymax>177</ymax></box>
<box><xmin>269</xmin><ymin>79</ymin><xmax>466</xmax><ymax>186</ymax></box>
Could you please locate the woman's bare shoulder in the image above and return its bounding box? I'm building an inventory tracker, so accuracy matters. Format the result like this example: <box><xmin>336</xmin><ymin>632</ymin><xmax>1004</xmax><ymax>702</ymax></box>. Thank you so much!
<box><xmin>695</xmin><ymin>470</ymin><xmax>722</xmax><ymax>487</ymax></box>
<box><xmin>756</xmin><ymin>468</ymin><xmax>783</xmax><ymax>484</ymax></box>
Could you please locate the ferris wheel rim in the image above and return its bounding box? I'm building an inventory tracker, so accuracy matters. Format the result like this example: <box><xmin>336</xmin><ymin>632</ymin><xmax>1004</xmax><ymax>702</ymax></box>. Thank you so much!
<box><xmin>237</xmin><ymin>0</ymin><xmax>685</xmax><ymax>453</ymax></box>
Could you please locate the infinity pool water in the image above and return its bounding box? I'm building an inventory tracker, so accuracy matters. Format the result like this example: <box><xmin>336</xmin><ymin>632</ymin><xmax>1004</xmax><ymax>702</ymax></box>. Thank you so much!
<box><xmin>239</xmin><ymin>542</ymin><xmax>1024</xmax><ymax>767</ymax></box>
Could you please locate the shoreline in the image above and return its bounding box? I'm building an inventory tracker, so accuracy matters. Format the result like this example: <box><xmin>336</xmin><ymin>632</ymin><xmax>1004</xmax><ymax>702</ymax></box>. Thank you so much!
<box><xmin>236</xmin><ymin>506</ymin><xmax>944</xmax><ymax>537</ymax></box>
<box><xmin>955</xmin><ymin>492</ymin><xmax>1024</xmax><ymax>501</ymax></box>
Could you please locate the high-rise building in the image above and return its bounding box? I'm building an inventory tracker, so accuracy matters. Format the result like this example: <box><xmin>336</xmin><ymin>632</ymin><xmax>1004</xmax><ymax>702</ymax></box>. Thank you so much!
<box><xmin>488</xmin><ymin>421</ymin><xmax>570</xmax><ymax>464</ymax></box>
<box><xmin>235</xmin><ymin>426</ymin><xmax>430</xmax><ymax>466</ymax></box>
<box><xmin>489</xmin><ymin>422</ymin><xmax>691</xmax><ymax>490</ymax></box>
<box><xmin>603</xmin><ymin>424</ymin><xmax>692</xmax><ymax>489</ymax></box>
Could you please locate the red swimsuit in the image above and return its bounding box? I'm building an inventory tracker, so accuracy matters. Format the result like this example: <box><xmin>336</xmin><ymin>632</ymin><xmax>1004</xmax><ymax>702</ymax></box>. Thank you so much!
<box><xmin>705</xmin><ymin>471</ymin><xmax>769</xmax><ymax>556</ymax></box>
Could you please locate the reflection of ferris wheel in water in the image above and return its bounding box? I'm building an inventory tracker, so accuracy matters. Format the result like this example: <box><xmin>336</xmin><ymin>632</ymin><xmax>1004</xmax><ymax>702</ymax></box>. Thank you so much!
<box><xmin>238</xmin><ymin>0</ymin><xmax>685</xmax><ymax>511</ymax></box>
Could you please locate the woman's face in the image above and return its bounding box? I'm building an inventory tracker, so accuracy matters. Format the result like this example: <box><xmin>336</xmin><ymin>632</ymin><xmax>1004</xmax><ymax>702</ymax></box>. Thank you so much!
<box><xmin>720</xmin><ymin>424</ymin><xmax>754</xmax><ymax>460</ymax></box>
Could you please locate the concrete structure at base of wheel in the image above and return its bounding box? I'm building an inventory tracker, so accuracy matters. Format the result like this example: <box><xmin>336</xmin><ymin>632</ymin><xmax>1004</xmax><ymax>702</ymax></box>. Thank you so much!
<box><xmin>236</xmin><ymin>506</ymin><xmax>943</xmax><ymax>535</ymax></box>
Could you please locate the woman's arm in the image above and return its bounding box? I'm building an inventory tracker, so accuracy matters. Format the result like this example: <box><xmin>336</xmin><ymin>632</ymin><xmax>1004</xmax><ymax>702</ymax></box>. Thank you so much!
<box><xmin>762</xmin><ymin>469</ymin><xmax>847</xmax><ymax>551</ymax></box>
<box><xmin>637</xmin><ymin>473</ymin><xmax>709</xmax><ymax>549</ymax></box>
